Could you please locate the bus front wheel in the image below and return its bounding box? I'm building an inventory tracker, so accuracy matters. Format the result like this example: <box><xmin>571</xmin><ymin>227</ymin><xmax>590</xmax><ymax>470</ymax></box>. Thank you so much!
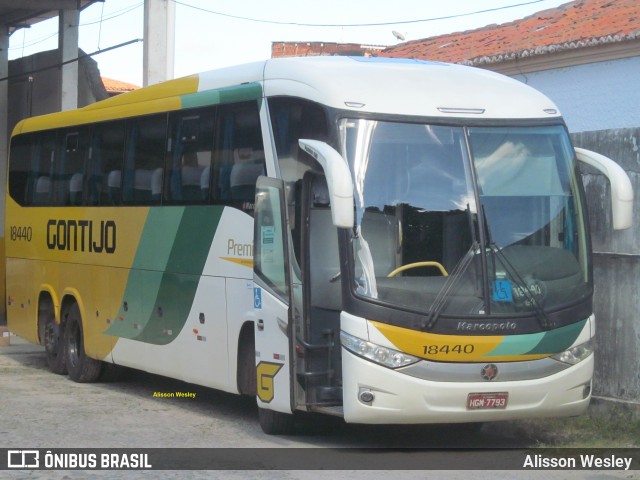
<box><xmin>64</xmin><ymin>302</ymin><xmax>102</xmax><ymax>383</ymax></box>
<box><xmin>258</xmin><ymin>407</ymin><xmax>295</xmax><ymax>435</ymax></box>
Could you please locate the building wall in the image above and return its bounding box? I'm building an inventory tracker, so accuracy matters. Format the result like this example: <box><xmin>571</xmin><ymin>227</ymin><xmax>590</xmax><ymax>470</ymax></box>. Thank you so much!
<box><xmin>1</xmin><ymin>49</ymin><xmax>108</xmax><ymax>325</ymax></box>
<box><xmin>509</xmin><ymin>58</ymin><xmax>640</xmax><ymax>402</ymax></box>
<box><xmin>7</xmin><ymin>49</ymin><xmax>108</xmax><ymax>136</ymax></box>
<box><xmin>572</xmin><ymin>128</ymin><xmax>640</xmax><ymax>402</ymax></box>
<box><xmin>511</xmin><ymin>56</ymin><xmax>640</xmax><ymax>133</ymax></box>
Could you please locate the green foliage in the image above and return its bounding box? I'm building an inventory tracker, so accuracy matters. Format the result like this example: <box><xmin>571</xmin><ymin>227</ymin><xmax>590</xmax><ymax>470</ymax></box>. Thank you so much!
<box><xmin>506</xmin><ymin>405</ymin><xmax>640</xmax><ymax>447</ymax></box>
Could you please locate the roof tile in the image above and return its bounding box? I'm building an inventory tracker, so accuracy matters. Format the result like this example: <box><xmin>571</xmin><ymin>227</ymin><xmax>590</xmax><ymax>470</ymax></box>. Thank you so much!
<box><xmin>101</xmin><ymin>77</ymin><xmax>140</xmax><ymax>94</ymax></box>
<box><xmin>382</xmin><ymin>0</ymin><xmax>640</xmax><ymax>65</ymax></box>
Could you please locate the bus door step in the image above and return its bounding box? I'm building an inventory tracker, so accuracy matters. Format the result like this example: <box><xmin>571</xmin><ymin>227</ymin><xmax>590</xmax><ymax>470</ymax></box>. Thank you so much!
<box><xmin>309</xmin><ymin>386</ymin><xmax>342</xmax><ymax>404</ymax></box>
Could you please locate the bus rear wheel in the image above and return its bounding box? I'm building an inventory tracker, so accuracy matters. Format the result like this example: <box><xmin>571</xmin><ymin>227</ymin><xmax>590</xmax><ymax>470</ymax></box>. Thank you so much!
<box><xmin>64</xmin><ymin>302</ymin><xmax>102</xmax><ymax>383</ymax></box>
<box><xmin>43</xmin><ymin>314</ymin><xmax>67</xmax><ymax>375</ymax></box>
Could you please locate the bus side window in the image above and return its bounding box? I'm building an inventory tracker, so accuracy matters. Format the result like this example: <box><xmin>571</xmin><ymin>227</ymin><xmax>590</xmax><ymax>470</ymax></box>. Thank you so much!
<box><xmin>123</xmin><ymin>114</ymin><xmax>167</xmax><ymax>205</ymax></box>
<box><xmin>165</xmin><ymin>107</ymin><xmax>215</xmax><ymax>204</ymax></box>
<box><xmin>28</xmin><ymin>131</ymin><xmax>57</xmax><ymax>206</ymax></box>
<box><xmin>8</xmin><ymin>134</ymin><xmax>33</xmax><ymax>206</ymax></box>
<box><xmin>56</xmin><ymin>129</ymin><xmax>89</xmax><ymax>206</ymax></box>
<box><xmin>213</xmin><ymin>102</ymin><xmax>265</xmax><ymax>214</ymax></box>
<box><xmin>87</xmin><ymin>122</ymin><xmax>125</xmax><ymax>206</ymax></box>
<box><xmin>267</xmin><ymin>97</ymin><xmax>329</xmax><ymax>185</ymax></box>
<box><xmin>268</xmin><ymin>97</ymin><xmax>329</xmax><ymax>265</ymax></box>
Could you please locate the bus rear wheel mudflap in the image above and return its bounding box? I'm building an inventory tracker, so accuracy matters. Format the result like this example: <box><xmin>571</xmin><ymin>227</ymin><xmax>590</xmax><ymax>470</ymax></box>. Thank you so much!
<box><xmin>63</xmin><ymin>302</ymin><xmax>102</xmax><ymax>383</ymax></box>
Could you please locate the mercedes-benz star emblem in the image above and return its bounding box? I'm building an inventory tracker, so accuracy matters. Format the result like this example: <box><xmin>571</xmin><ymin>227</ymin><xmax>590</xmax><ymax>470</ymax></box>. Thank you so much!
<box><xmin>481</xmin><ymin>363</ymin><xmax>498</xmax><ymax>381</ymax></box>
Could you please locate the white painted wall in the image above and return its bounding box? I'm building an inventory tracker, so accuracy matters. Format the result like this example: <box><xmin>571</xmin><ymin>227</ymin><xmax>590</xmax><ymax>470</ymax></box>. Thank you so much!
<box><xmin>511</xmin><ymin>56</ymin><xmax>640</xmax><ymax>133</ymax></box>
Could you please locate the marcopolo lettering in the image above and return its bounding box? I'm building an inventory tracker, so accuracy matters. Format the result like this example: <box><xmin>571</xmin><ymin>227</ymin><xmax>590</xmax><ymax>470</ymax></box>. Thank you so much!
<box><xmin>46</xmin><ymin>219</ymin><xmax>116</xmax><ymax>254</ymax></box>
<box><xmin>456</xmin><ymin>321</ymin><xmax>517</xmax><ymax>332</ymax></box>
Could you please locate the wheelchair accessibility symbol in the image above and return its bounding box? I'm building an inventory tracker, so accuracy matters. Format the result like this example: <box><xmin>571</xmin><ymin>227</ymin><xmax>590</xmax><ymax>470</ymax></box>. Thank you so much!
<box><xmin>254</xmin><ymin>288</ymin><xmax>262</xmax><ymax>309</ymax></box>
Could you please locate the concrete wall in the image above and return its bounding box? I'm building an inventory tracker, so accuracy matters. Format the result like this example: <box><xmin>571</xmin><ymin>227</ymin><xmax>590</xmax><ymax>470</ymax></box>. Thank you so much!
<box><xmin>508</xmin><ymin>57</ymin><xmax>640</xmax><ymax>403</ymax></box>
<box><xmin>7</xmin><ymin>49</ymin><xmax>108</xmax><ymax>136</ymax></box>
<box><xmin>0</xmin><ymin>49</ymin><xmax>108</xmax><ymax>326</ymax></box>
<box><xmin>572</xmin><ymin>128</ymin><xmax>640</xmax><ymax>402</ymax></box>
<box><xmin>512</xmin><ymin>56</ymin><xmax>640</xmax><ymax>133</ymax></box>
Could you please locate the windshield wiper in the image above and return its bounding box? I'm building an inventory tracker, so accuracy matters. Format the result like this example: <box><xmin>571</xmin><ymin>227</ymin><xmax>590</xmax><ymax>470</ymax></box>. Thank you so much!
<box><xmin>479</xmin><ymin>205</ymin><xmax>551</xmax><ymax>330</ymax></box>
<box><xmin>422</xmin><ymin>204</ymin><xmax>481</xmax><ymax>331</ymax></box>
<box><xmin>422</xmin><ymin>241</ymin><xmax>479</xmax><ymax>331</ymax></box>
<box><xmin>420</xmin><ymin>203</ymin><xmax>480</xmax><ymax>331</ymax></box>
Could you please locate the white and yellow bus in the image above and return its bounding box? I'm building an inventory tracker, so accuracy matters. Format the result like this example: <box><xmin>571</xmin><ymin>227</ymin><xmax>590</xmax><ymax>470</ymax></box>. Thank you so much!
<box><xmin>6</xmin><ymin>56</ymin><xmax>633</xmax><ymax>434</ymax></box>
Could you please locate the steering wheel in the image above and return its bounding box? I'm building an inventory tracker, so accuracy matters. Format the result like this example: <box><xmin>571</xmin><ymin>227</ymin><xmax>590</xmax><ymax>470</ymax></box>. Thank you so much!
<box><xmin>387</xmin><ymin>261</ymin><xmax>449</xmax><ymax>277</ymax></box>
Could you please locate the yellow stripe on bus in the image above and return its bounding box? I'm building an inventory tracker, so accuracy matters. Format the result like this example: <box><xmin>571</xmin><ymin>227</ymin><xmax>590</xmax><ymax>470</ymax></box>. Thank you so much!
<box><xmin>83</xmin><ymin>75</ymin><xmax>199</xmax><ymax>111</ymax></box>
<box><xmin>220</xmin><ymin>257</ymin><xmax>253</xmax><ymax>268</ymax></box>
<box><xmin>17</xmin><ymin>98</ymin><xmax>183</xmax><ymax>133</ymax></box>
<box><xmin>369</xmin><ymin>320</ymin><xmax>549</xmax><ymax>363</ymax></box>
<box><xmin>13</xmin><ymin>76</ymin><xmax>199</xmax><ymax>134</ymax></box>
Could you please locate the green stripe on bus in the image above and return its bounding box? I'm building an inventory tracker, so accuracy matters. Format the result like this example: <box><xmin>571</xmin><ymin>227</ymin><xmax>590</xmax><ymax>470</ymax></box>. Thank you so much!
<box><xmin>525</xmin><ymin>319</ymin><xmax>587</xmax><ymax>355</ymax></box>
<box><xmin>105</xmin><ymin>207</ymin><xmax>185</xmax><ymax>339</ymax></box>
<box><xmin>134</xmin><ymin>207</ymin><xmax>185</xmax><ymax>270</ymax></box>
<box><xmin>181</xmin><ymin>83</ymin><xmax>263</xmax><ymax>109</ymax></box>
<box><xmin>484</xmin><ymin>331</ymin><xmax>546</xmax><ymax>357</ymax></box>
<box><xmin>133</xmin><ymin>206</ymin><xmax>224</xmax><ymax>345</ymax></box>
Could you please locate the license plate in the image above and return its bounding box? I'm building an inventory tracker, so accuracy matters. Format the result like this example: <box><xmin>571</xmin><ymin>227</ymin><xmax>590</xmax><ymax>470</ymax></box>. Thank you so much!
<box><xmin>467</xmin><ymin>392</ymin><xmax>509</xmax><ymax>410</ymax></box>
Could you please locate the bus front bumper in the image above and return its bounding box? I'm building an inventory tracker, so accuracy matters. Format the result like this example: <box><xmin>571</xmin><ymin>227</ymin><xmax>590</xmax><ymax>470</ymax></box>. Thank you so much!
<box><xmin>342</xmin><ymin>349</ymin><xmax>593</xmax><ymax>424</ymax></box>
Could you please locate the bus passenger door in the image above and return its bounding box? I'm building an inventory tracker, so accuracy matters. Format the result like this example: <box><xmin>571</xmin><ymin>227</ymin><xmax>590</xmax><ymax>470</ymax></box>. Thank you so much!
<box><xmin>253</xmin><ymin>176</ymin><xmax>295</xmax><ymax>417</ymax></box>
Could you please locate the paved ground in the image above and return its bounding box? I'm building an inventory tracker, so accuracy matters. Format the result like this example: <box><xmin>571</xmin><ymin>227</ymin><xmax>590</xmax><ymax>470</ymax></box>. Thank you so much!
<box><xmin>1</xmin><ymin>336</ymin><xmax>638</xmax><ymax>480</ymax></box>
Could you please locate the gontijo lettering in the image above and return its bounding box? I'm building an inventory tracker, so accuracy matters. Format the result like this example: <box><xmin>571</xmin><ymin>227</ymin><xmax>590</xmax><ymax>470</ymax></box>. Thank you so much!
<box><xmin>46</xmin><ymin>219</ymin><xmax>116</xmax><ymax>254</ymax></box>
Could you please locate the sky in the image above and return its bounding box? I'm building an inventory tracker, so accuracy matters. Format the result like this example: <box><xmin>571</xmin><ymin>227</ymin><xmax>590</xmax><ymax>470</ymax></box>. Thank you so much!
<box><xmin>8</xmin><ymin>0</ymin><xmax>572</xmax><ymax>86</ymax></box>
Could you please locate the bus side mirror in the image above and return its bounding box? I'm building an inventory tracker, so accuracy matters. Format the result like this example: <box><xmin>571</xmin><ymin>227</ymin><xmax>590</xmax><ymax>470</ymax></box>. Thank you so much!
<box><xmin>299</xmin><ymin>139</ymin><xmax>354</xmax><ymax>228</ymax></box>
<box><xmin>575</xmin><ymin>147</ymin><xmax>633</xmax><ymax>230</ymax></box>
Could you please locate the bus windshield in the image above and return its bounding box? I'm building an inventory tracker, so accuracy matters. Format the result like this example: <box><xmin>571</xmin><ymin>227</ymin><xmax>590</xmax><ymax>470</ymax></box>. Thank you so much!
<box><xmin>340</xmin><ymin>119</ymin><xmax>591</xmax><ymax>326</ymax></box>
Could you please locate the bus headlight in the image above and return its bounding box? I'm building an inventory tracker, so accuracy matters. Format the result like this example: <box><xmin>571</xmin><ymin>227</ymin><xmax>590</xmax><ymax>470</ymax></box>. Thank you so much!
<box><xmin>551</xmin><ymin>340</ymin><xmax>593</xmax><ymax>365</ymax></box>
<box><xmin>340</xmin><ymin>331</ymin><xmax>420</xmax><ymax>369</ymax></box>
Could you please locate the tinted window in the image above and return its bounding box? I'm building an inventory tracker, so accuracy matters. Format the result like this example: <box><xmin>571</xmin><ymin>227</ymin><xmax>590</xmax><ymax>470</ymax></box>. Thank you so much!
<box><xmin>87</xmin><ymin>122</ymin><xmax>126</xmax><ymax>206</ymax></box>
<box><xmin>9</xmin><ymin>101</ymin><xmax>265</xmax><ymax>210</ymax></box>
<box><xmin>28</xmin><ymin>131</ymin><xmax>57</xmax><ymax>205</ymax></box>
<box><xmin>8</xmin><ymin>134</ymin><xmax>34</xmax><ymax>205</ymax></box>
<box><xmin>122</xmin><ymin>115</ymin><xmax>167</xmax><ymax>205</ymax></box>
<box><xmin>55</xmin><ymin>129</ymin><xmax>89</xmax><ymax>206</ymax></box>
<box><xmin>165</xmin><ymin>108</ymin><xmax>215</xmax><ymax>204</ymax></box>
<box><xmin>214</xmin><ymin>102</ymin><xmax>265</xmax><ymax>214</ymax></box>
<box><xmin>268</xmin><ymin>97</ymin><xmax>328</xmax><ymax>183</ymax></box>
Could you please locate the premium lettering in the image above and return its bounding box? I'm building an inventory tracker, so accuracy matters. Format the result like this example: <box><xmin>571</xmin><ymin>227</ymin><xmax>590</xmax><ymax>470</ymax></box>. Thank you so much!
<box><xmin>46</xmin><ymin>219</ymin><xmax>116</xmax><ymax>254</ymax></box>
<box><xmin>227</xmin><ymin>238</ymin><xmax>252</xmax><ymax>257</ymax></box>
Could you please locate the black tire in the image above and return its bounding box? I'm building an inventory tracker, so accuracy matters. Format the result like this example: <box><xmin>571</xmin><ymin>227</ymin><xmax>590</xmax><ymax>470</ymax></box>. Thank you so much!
<box><xmin>237</xmin><ymin>326</ymin><xmax>256</xmax><ymax>396</ymax></box>
<box><xmin>42</xmin><ymin>307</ymin><xmax>67</xmax><ymax>375</ymax></box>
<box><xmin>258</xmin><ymin>407</ymin><xmax>295</xmax><ymax>435</ymax></box>
<box><xmin>64</xmin><ymin>303</ymin><xmax>102</xmax><ymax>383</ymax></box>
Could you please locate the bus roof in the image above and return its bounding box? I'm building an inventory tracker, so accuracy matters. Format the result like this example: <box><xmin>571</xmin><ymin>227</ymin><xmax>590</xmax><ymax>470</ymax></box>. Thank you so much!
<box><xmin>258</xmin><ymin>56</ymin><xmax>561</xmax><ymax>120</ymax></box>
<box><xmin>13</xmin><ymin>56</ymin><xmax>561</xmax><ymax>136</ymax></box>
